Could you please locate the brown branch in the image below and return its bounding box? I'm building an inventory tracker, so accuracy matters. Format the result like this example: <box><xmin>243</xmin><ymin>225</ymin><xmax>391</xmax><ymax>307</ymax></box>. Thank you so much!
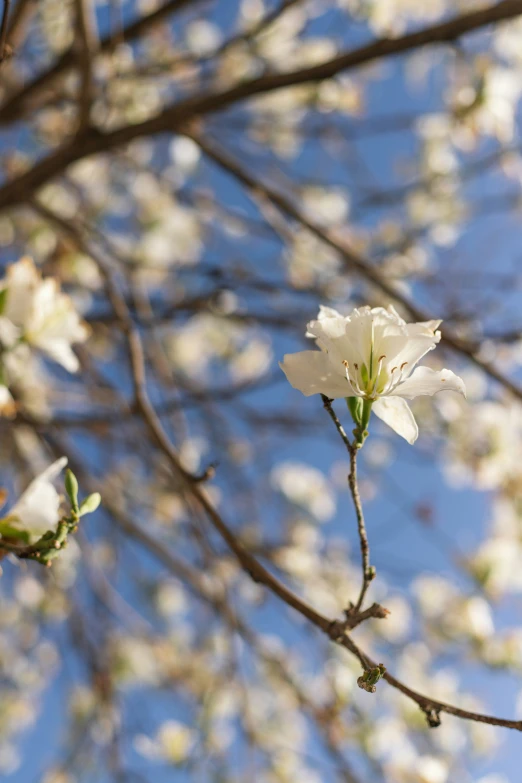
<box><xmin>0</xmin><ymin>0</ymin><xmax>11</xmax><ymax>64</ymax></box>
<box><xmin>4</xmin><ymin>0</ymin><xmax>34</xmax><ymax>48</ymax></box>
<box><xmin>0</xmin><ymin>0</ymin><xmax>204</xmax><ymax>123</ymax></box>
<box><xmin>28</xmin><ymin>200</ymin><xmax>522</xmax><ymax>736</ymax></box>
<box><xmin>348</xmin><ymin>445</ymin><xmax>374</xmax><ymax>612</ymax></box>
<box><xmin>321</xmin><ymin>394</ymin><xmax>352</xmax><ymax>452</ymax></box>
<box><xmin>163</xmin><ymin>0</ymin><xmax>522</xmax><ymax>117</ymax></box>
<box><xmin>74</xmin><ymin>0</ymin><xmax>97</xmax><ymax>131</ymax></box>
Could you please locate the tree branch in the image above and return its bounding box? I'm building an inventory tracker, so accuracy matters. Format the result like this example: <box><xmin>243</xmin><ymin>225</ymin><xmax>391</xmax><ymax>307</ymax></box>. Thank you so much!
<box><xmin>1</xmin><ymin>1</ymin><xmax>522</xmax><ymax>207</ymax></box>
<box><xmin>28</xmin><ymin>200</ymin><xmax>522</xmax><ymax>735</ymax></box>
<box><xmin>0</xmin><ymin>0</ymin><xmax>203</xmax><ymax>123</ymax></box>
<box><xmin>74</xmin><ymin>0</ymin><xmax>97</xmax><ymax>131</ymax></box>
<box><xmin>0</xmin><ymin>0</ymin><xmax>12</xmax><ymax>64</ymax></box>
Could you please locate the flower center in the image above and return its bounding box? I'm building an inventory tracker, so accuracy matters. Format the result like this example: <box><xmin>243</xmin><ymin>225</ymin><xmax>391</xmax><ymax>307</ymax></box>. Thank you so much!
<box><xmin>342</xmin><ymin>356</ymin><xmax>408</xmax><ymax>399</ymax></box>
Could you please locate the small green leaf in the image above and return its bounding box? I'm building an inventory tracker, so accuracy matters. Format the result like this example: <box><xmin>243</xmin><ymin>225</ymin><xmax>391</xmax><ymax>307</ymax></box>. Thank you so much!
<box><xmin>64</xmin><ymin>469</ymin><xmax>79</xmax><ymax>510</ymax></box>
<box><xmin>0</xmin><ymin>520</ymin><xmax>29</xmax><ymax>544</ymax></box>
<box><xmin>79</xmin><ymin>492</ymin><xmax>101</xmax><ymax>516</ymax></box>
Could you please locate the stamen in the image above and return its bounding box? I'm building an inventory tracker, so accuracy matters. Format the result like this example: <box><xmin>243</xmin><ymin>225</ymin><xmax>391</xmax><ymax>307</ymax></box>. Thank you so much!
<box><xmin>342</xmin><ymin>360</ymin><xmax>360</xmax><ymax>396</ymax></box>
<box><xmin>380</xmin><ymin>360</ymin><xmax>410</xmax><ymax>395</ymax></box>
<box><xmin>370</xmin><ymin>354</ymin><xmax>387</xmax><ymax>398</ymax></box>
<box><xmin>350</xmin><ymin>374</ymin><xmax>365</xmax><ymax>396</ymax></box>
<box><xmin>381</xmin><ymin>365</ymin><xmax>400</xmax><ymax>395</ymax></box>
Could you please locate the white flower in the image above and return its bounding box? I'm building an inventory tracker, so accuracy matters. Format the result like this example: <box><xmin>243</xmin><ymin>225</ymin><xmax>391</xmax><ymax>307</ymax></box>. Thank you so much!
<box><xmin>2</xmin><ymin>457</ymin><xmax>68</xmax><ymax>538</ymax></box>
<box><xmin>271</xmin><ymin>461</ymin><xmax>336</xmax><ymax>522</ymax></box>
<box><xmin>1</xmin><ymin>257</ymin><xmax>89</xmax><ymax>372</ymax></box>
<box><xmin>280</xmin><ymin>305</ymin><xmax>465</xmax><ymax>444</ymax></box>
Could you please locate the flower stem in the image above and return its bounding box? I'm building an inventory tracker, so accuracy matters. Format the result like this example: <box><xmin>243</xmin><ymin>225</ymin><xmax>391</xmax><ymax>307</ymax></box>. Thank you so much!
<box><xmin>354</xmin><ymin>399</ymin><xmax>372</xmax><ymax>447</ymax></box>
<box><xmin>322</xmin><ymin>396</ymin><xmax>375</xmax><ymax>614</ymax></box>
<box><xmin>348</xmin><ymin>446</ymin><xmax>374</xmax><ymax>612</ymax></box>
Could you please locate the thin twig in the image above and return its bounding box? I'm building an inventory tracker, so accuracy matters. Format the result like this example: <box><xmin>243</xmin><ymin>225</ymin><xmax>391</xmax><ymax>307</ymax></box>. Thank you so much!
<box><xmin>348</xmin><ymin>446</ymin><xmax>373</xmax><ymax>612</ymax></box>
<box><xmin>321</xmin><ymin>395</ymin><xmax>352</xmax><ymax>453</ymax></box>
<box><xmin>321</xmin><ymin>396</ymin><xmax>374</xmax><ymax>613</ymax></box>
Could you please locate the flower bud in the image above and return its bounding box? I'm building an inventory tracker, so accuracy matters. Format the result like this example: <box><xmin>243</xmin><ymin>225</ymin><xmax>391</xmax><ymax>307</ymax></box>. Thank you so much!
<box><xmin>64</xmin><ymin>469</ymin><xmax>79</xmax><ymax>510</ymax></box>
<box><xmin>79</xmin><ymin>493</ymin><xmax>101</xmax><ymax>516</ymax></box>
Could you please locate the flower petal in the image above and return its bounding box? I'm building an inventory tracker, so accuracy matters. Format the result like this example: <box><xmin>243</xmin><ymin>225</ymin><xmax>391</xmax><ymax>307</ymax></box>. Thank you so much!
<box><xmin>280</xmin><ymin>351</ymin><xmax>351</xmax><ymax>399</ymax></box>
<box><xmin>380</xmin><ymin>327</ymin><xmax>441</xmax><ymax>378</ymax></box>
<box><xmin>393</xmin><ymin>366</ymin><xmax>466</xmax><ymax>400</ymax></box>
<box><xmin>8</xmin><ymin>457</ymin><xmax>68</xmax><ymax>537</ymax></box>
<box><xmin>373</xmin><ymin>397</ymin><xmax>419</xmax><ymax>444</ymax></box>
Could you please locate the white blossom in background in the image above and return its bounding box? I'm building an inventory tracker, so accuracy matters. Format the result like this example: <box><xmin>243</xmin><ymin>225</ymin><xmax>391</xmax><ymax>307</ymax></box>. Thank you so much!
<box><xmin>385</xmin><ymin>754</ymin><xmax>449</xmax><ymax>783</ymax></box>
<box><xmin>443</xmin><ymin>401</ymin><xmax>522</xmax><ymax>490</ymax></box>
<box><xmin>340</xmin><ymin>0</ymin><xmax>448</xmax><ymax>36</ymax></box>
<box><xmin>452</xmin><ymin>65</ymin><xmax>522</xmax><ymax>146</ymax></box>
<box><xmin>167</xmin><ymin>313</ymin><xmax>271</xmax><ymax>383</ymax></box>
<box><xmin>0</xmin><ymin>457</ymin><xmax>68</xmax><ymax>540</ymax></box>
<box><xmin>0</xmin><ymin>257</ymin><xmax>89</xmax><ymax>372</ymax></box>
<box><xmin>230</xmin><ymin>337</ymin><xmax>272</xmax><ymax>382</ymax></box>
<box><xmin>286</xmin><ymin>229</ymin><xmax>341</xmax><ymax>287</ymax></box>
<box><xmin>128</xmin><ymin>174</ymin><xmax>202</xmax><ymax>273</ymax></box>
<box><xmin>280</xmin><ymin>305</ymin><xmax>465</xmax><ymax>443</ymax></box>
<box><xmin>414</xmin><ymin>576</ymin><xmax>495</xmax><ymax>643</ymax></box>
<box><xmin>301</xmin><ymin>186</ymin><xmax>350</xmax><ymax>227</ymax></box>
<box><xmin>271</xmin><ymin>462</ymin><xmax>336</xmax><ymax>522</ymax></box>
<box><xmin>134</xmin><ymin>720</ymin><xmax>195</xmax><ymax>764</ymax></box>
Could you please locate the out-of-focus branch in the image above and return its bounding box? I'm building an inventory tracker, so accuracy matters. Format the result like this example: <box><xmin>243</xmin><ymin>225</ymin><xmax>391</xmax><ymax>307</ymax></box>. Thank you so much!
<box><xmin>5</xmin><ymin>0</ymin><xmax>34</xmax><ymax>48</ymax></box>
<box><xmin>74</xmin><ymin>0</ymin><xmax>97</xmax><ymax>131</ymax></box>
<box><xmin>0</xmin><ymin>0</ymin><xmax>204</xmax><ymax>123</ymax></box>
<box><xmin>1</xmin><ymin>1</ymin><xmax>522</xmax><ymax>203</ymax></box>
<box><xmin>0</xmin><ymin>0</ymin><xmax>12</xmax><ymax>64</ymax></box>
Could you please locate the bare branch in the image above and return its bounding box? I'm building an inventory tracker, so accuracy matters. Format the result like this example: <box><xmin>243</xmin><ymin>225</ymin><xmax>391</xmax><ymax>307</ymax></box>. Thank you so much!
<box><xmin>74</xmin><ymin>0</ymin><xmax>97</xmax><ymax>131</ymax></box>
